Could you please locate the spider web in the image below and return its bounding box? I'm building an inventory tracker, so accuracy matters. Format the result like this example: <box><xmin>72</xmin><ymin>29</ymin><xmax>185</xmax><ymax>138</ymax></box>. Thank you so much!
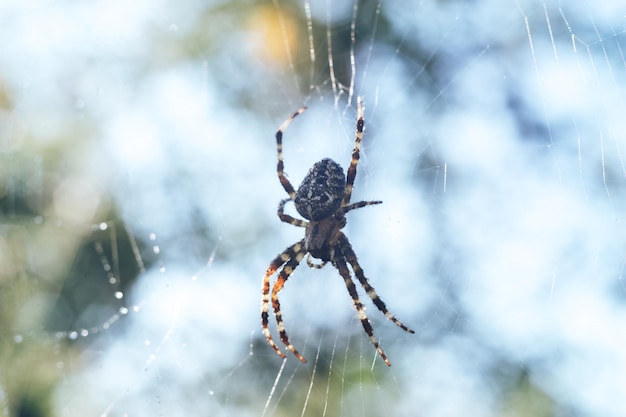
<box><xmin>1</xmin><ymin>0</ymin><xmax>626</xmax><ymax>416</ymax></box>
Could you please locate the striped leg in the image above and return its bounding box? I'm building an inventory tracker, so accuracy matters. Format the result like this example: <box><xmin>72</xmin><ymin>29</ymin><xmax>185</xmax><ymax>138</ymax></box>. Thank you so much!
<box><xmin>272</xmin><ymin>247</ymin><xmax>308</xmax><ymax>363</ymax></box>
<box><xmin>333</xmin><ymin>251</ymin><xmax>391</xmax><ymax>366</ymax></box>
<box><xmin>278</xmin><ymin>198</ymin><xmax>307</xmax><ymax>227</ymax></box>
<box><xmin>306</xmin><ymin>254</ymin><xmax>328</xmax><ymax>269</ymax></box>
<box><xmin>339</xmin><ymin>234</ymin><xmax>415</xmax><ymax>334</ymax></box>
<box><xmin>276</xmin><ymin>106</ymin><xmax>307</xmax><ymax>199</ymax></box>
<box><xmin>342</xmin><ymin>97</ymin><xmax>365</xmax><ymax>207</ymax></box>
<box><xmin>261</xmin><ymin>240</ymin><xmax>305</xmax><ymax>359</ymax></box>
<box><xmin>339</xmin><ymin>200</ymin><xmax>382</xmax><ymax>215</ymax></box>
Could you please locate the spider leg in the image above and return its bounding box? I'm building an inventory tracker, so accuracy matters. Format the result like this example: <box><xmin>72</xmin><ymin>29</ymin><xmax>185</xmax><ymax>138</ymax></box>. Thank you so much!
<box><xmin>339</xmin><ymin>200</ymin><xmax>382</xmax><ymax>215</ymax></box>
<box><xmin>333</xmin><ymin>252</ymin><xmax>391</xmax><ymax>366</ymax></box>
<box><xmin>278</xmin><ymin>198</ymin><xmax>307</xmax><ymax>227</ymax></box>
<box><xmin>342</xmin><ymin>97</ymin><xmax>365</xmax><ymax>207</ymax></box>
<box><xmin>338</xmin><ymin>234</ymin><xmax>415</xmax><ymax>334</ymax></box>
<box><xmin>306</xmin><ymin>253</ymin><xmax>328</xmax><ymax>269</ymax></box>
<box><xmin>271</xmin><ymin>244</ymin><xmax>308</xmax><ymax>363</ymax></box>
<box><xmin>276</xmin><ymin>106</ymin><xmax>307</xmax><ymax>199</ymax></box>
<box><xmin>262</xmin><ymin>240</ymin><xmax>304</xmax><ymax>359</ymax></box>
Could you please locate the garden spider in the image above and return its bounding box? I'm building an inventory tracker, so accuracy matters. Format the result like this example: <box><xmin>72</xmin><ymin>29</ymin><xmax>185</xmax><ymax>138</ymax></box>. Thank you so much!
<box><xmin>261</xmin><ymin>98</ymin><xmax>414</xmax><ymax>366</ymax></box>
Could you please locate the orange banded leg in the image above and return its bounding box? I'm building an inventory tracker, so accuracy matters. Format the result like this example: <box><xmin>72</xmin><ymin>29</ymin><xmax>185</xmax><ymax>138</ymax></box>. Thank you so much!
<box><xmin>272</xmin><ymin>249</ymin><xmax>307</xmax><ymax>363</ymax></box>
<box><xmin>261</xmin><ymin>240</ymin><xmax>304</xmax><ymax>359</ymax></box>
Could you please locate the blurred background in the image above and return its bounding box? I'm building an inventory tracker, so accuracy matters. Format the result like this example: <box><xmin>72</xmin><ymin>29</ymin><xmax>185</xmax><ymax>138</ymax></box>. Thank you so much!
<box><xmin>1</xmin><ymin>0</ymin><xmax>626</xmax><ymax>416</ymax></box>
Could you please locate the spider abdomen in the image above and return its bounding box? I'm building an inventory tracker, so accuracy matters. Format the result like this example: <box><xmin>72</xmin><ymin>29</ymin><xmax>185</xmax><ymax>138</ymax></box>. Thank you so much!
<box><xmin>294</xmin><ymin>158</ymin><xmax>345</xmax><ymax>221</ymax></box>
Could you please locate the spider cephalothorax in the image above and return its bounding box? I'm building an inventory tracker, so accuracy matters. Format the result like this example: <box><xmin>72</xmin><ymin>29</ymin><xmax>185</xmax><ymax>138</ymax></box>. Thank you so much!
<box><xmin>261</xmin><ymin>99</ymin><xmax>414</xmax><ymax>366</ymax></box>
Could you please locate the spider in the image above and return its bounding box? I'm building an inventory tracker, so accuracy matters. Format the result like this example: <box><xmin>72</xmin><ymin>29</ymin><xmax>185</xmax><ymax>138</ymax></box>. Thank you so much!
<box><xmin>261</xmin><ymin>99</ymin><xmax>414</xmax><ymax>366</ymax></box>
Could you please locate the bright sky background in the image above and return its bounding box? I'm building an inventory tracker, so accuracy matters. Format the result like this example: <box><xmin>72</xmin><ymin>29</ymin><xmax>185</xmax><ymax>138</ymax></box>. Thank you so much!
<box><xmin>1</xmin><ymin>0</ymin><xmax>626</xmax><ymax>416</ymax></box>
